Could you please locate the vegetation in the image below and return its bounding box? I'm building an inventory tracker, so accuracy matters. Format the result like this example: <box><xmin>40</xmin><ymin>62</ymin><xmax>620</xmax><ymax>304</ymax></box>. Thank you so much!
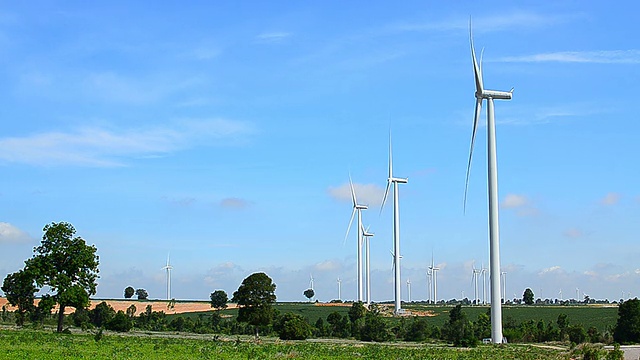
<box><xmin>523</xmin><ymin>288</ymin><xmax>534</xmax><ymax>305</ymax></box>
<box><xmin>1</xmin><ymin>269</ymin><xmax>38</xmax><ymax>326</ymax></box>
<box><xmin>210</xmin><ymin>290</ymin><xmax>228</xmax><ymax>310</ymax></box>
<box><xmin>231</xmin><ymin>272</ymin><xmax>277</xmax><ymax>339</ymax></box>
<box><xmin>136</xmin><ymin>289</ymin><xmax>149</xmax><ymax>300</ymax></box>
<box><xmin>614</xmin><ymin>298</ymin><xmax>640</xmax><ymax>344</ymax></box>
<box><xmin>124</xmin><ymin>286</ymin><xmax>135</xmax><ymax>299</ymax></box>
<box><xmin>304</xmin><ymin>288</ymin><xmax>315</xmax><ymax>302</ymax></box>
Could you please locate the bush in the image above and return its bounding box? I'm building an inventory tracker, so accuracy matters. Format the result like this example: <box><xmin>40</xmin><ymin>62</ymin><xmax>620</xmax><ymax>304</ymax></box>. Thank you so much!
<box><xmin>275</xmin><ymin>313</ymin><xmax>312</xmax><ymax>340</ymax></box>
<box><xmin>90</xmin><ymin>302</ymin><xmax>115</xmax><ymax>328</ymax></box>
<box><xmin>106</xmin><ymin>310</ymin><xmax>133</xmax><ymax>332</ymax></box>
<box><xmin>404</xmin><ymin>317</ymin><xmax>429</xmax><ymax>342</ymax></box>
<box><xmin>360</xmin><ymin>311</ymin><xmax>391</xmax><ymax>342</ymax></box>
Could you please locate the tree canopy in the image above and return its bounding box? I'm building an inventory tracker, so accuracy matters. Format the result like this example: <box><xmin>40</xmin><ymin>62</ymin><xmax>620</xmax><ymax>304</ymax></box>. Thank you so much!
<box><xmin>210</xmin><ymin>290</ymin><xmax>228</xmax><ymax>310</ymax></box>
<box><xmin>1</xmin><ymin>269</ymin><xmax>38</xmax><ymax>326</ymax></box>
<box><xmin>232</xmin><ymin>272</ymin><xmax>276</xmax><ymax>338</ymax></box>
<box><xmin>523</xmin><ymin>288</ymin><xmax>535</xmax><ymax>305</ymax></box>
<box><xmin>136</xmin><ymin>289</ymin><xmax>149</xmax><ymax>300</ymax></box>
<box><xmin>614</xmin><ymin>298</ymin><xmax>640</xmax><ymax>344</ymax></box>
<box><xmin>124</xmin><ymin>286</ymin><xmax>135</xmax><ymax>299</ymax></box>
<box><xmin>25</xmin><ymin>222</ymin><xmax>100</xmax><ymax>332</ymax></box>
<box><xmin>303</xmin><ymin>288</ymin><xmax>314</xmax><ymax>302</ymax></box>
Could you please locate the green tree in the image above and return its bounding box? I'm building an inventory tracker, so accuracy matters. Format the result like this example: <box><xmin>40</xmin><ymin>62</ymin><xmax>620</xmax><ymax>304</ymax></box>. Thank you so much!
<box><xmin>1</xmin><ymin>269</ymin><xmax>37</xmax><ymax>326</ymax></box>
<box><xmin>326</xmin><ymin>311</ymin><xmax>349</xmax><ymax>338</ymax></box>
<box><xmin>523</xmin><ymin>288</ymin><xmax>535</xmax><ymax>305</ymax></box>
<box><xmin>90</xmin><ymin>301</ymin><xmax>115</xmax><ymax>328</ymax></box>
<box><xmin>303</xmin><ymin>288</ymin><xmax>315</xmax><ymax>302</ymax></box>
<box><xmin>614</xmin><ymin>298</ymin><xmax>640</xmax><ymax>344</ymax></box>
<box><xmin>567</xmin><ymin>324</ymin><xmax>587</xmax><ymax>344</ymax></box>
<box><xmin>275</xmin><ymin>312</ymin><xmax>312</xmax><ymax>340</ymax></box>
<box><xmin>474</xmin><ymin>312</ymin><xmax>491</xmax><ymax>340</ymax></box>
<box><xmin>126</xmin><ymin>304</ymin><xmax>137</xmax><ymax>318</ymax></box>
<box><xmin>30</xmin><ymin>294</ymin><xmax>56</xmax><ymax>326</ymax></box>
<box><xmin>135</xmin><ymin>288</ymin><xmax>148</xmax><ymax>300</ymax></box>
<box><xmin>348</xmin><ymin>301</ymin><xmax>367</xmax><ymax>323</ymax></box>
<box><xmin>231</xmin><ymin>272</ymin><xmax>277</xmax><ymax>339</ymax></box>
<box><xmin>25</xmin><ymin>222</ymin><xmax>99</xmax><ymax>332</ymax></box>
<box><xmin>360</xmin><ymin>311</ymin><xmax>391</xmax><ymax>342</ymax></box>
<box><xmin>210</xmin><ymin>290</ymin><xmax>228</xmax><ymax>310</ymax></box>
<box><xmin>124</xmin><ymin>286</ymin><xmax>135</xmax><ymax>299</ymax></box>
<box><xmin>557</xmin><ymin>313</ymin><xmax>569</xmax><ymax>340</ymax></box>
<box><xmin>443</xmin><ymin>304</ymin><xmax>477</xmax><ymax>347</ymax></box>
<box><xmin>404</xmin><ymin>317</ymin><xmax>429</xmax><ymax>342</ymax></box>
<box><xmin>106</xmin><ymin>310</ymin><xmax>133</xmax><ymax>332</ymax></box>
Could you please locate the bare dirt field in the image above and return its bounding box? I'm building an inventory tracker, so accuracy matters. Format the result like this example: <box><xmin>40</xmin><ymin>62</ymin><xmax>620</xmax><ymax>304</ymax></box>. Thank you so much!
<box><xmin>0</xmin><ymin>297</ymin><xmax>237</xmax><ymax>315</ymax></box>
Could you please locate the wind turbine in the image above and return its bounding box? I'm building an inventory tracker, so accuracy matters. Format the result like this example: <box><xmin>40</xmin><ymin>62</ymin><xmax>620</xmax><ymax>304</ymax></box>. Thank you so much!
<box><xmin>501</xmin><ymin>271</ymin><xmax>507</xmax><ymax>304</ymax></box>
<box><xmin>381</xmin><ymin>132</ymin><xmax>408</xmax><ymax>315</ymax></box>
<box><xmin>463</xmin><ymin>20</ymin><xmax>513</xmax><ymax>344</ymax></box>
<box><xmin>162</xmin><ymin>253</ymin><xmax>173</xmax><ymax>300</ymax></box>
<box><xmin>309</xmin><ymin>274</ymin><xmax>314</xmax><ymax>290</ymax></box>
<box><xmin>559</xmin><ymin>289</ymin><xmax>563</xmax><ymax>301</ymax></box>
<box><xmin>345</xmin><ymin>175</ymin><xmax>368</xmax><ymax>302</ymax></box>
<box><xmin>406</xmin><ymin>279</ymin><xmax>412</xmax><ymax>303</ymax></box>
<box><xmin>337</xmin><ymin>278</ymin><xmax>342</xmax><ymax>301</ymax></box>
<box><xmin>428</xmin><ymin>255</ymin><xmax>440</xmax><ymax>305</ymax></box>
<box><xmin>426</xmin><ymin>269</ymin><xmax>432</xmax><ymax>304</ymax></box>
<box><xmin>362</xmin><ymin>224</ymin><xmax>374</xmax><ymax>305</ymax></box>
<box><xmin>472</xmin><ymin>263</ymin><xmax>481</xmax><ymax>305</ymax></box>
<box><xmin>481</xmin><ymin>264</ymin><xmax>488</xmax><ymax>305</ymax></box>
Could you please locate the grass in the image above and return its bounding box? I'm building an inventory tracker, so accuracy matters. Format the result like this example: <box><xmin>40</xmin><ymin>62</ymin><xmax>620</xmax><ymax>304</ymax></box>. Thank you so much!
<box><xmin>0</xmin><ymin>328</ymin><xmax>569</xmax><ymax>359</ymax></box>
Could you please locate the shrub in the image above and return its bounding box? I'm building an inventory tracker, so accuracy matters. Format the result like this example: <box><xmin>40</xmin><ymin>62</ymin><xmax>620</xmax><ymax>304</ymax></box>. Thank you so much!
<box><xmin>275</xmin><ymin>313</ymin><xmax>312</xmax><ymax>340</ymax></box>
<box><xmin>106</xmin><ymin>310</ymin><xmax>133</xmax><ymax>332</ymax></box>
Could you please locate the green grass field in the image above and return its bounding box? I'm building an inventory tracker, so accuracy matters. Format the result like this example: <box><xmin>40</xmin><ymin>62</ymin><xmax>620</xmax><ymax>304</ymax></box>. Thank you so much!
<box><xmin>0</xmin><ymin>328</ymin><xmax>569</xmax><ymax>359</ymax></box>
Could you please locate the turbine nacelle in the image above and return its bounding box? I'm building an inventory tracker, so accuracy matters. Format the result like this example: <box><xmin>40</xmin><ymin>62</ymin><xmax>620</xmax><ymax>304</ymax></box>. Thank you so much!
<box><xmin>356</xmin><ymin>204</ymin><xmax>368</xmax><ymax>210</ymax></box>
<box><xmin>478</xmin><ymin>89</ymin><xmax>513</xmax><ymax>100</ymax></box>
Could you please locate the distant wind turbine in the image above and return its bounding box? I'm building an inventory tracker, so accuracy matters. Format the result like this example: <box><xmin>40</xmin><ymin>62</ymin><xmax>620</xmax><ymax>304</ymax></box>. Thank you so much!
<box><xmin>381</xmin><ymin>132</ymin><xmax>408</xmax><ymax>314</ymax></box>
<box><xmin>501</xmin><ymin>271</ymin><xmax>507</xmax><ymax>304</ymax></box>
<box><xmin>309</xmin><ymin>274</ymin><xmax>314</xmax><ymax>290</ymax></box>
<box><xmin>472</xmin><ymin>262</ymin><xmax>481</xmax><ymax>305</ymax></box>
<box><xmin>426</xmin><ymin>269</ymin><xmax>432</xmax><ymax>304</ymax></box>
<box><xmin>481</xmin><ymin>263</ymin><xmax>488</xmax><ymax>305</ymax></box>
<box><xmin>463</xmin><ymin>20</ymin><xmax>513</xmax><ymax>344</ymax></box>
<box><xmin>337</xmin><ymin>278</ymin><xmax>342</xmax><ymax>301</ymax></box>
<box><xmin>345</xmin><ymin>174</ymin><xmax>368</xmax><ymax>302</ymax></box>
<box><xmin>162</xmin><ymin>253</ymin><xmax>173</xmax><ymax>300</ymax></box>
<box><xmin>406</xmin><ymin>279</ymin><xmax>412</xmax><ymax>303</ymax></box>
<box><xmin>362</xmin><ymin>224</ymin><xmax>374</xmax><ymax>305</ymax></box>
<box><xmin>428</xmin><ymin>254</ymin><xmax>440</xmax><ymax>305</ymax></box>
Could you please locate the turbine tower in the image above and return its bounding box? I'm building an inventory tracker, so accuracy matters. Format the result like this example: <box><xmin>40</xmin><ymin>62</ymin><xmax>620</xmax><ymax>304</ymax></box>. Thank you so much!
<box><xmin>472</xmin><ymin>263</ymin><xmax>481</xmax><ymax>305</ymax></box>
<box><xmin>345</xmin><ymin>175</ymin><xmax>368</xmax><ymax>302</ymax></box>
<box><xmin>362</xmin><ymin>224</ymin><xmax>374</xmax><ymax>305</ymax></box>
<box><xmin>501</xmin><ymin>271</ymin><xmax>507</xmax><ymax>303</ymax></box>
<box><xmin>406</xmin><ymin>279</ymin><xmax>412</xmax><ymax>303</ymax></box>
<box><xmin>426</xmin><ymin>269</ymin><xmax>432</xmax><ymax>304</ymax></box>
<box><xmin>481</xmin><ymin>264</ymin><xmax>488</xmax><ymax>305</ymax></box>
<box><xmin>381</xmin><ymin>132</ymin><xmax>408</xmax><ymax>314</ymax></box>
<box><xmin>464</xmin><ymin>20</ymin><xmax>513</xmax><ymax>344</ymax></box>
<box><xmin>428</xmin><ymin>255</ymin><xmax>440</xmax><ymax>305</ymax></box>
<box><xmin>309</xmin><ymin>274</ymin><xmax>314</xmax><ymax>290</ymax></box>
<box><xmin>162</xmin><ymin>253</ymin><xmax>173</xmax><ymax>300</ymax></box>
<box><xmin>337</xmin><ymin>278</ymin><xmax>342</xmax><ymax>301</ymax></box>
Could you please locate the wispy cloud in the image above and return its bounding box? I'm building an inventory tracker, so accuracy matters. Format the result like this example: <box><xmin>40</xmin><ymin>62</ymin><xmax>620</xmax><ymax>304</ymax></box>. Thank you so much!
<box><xmin>501</xmin><ymin>193</ymin><xmax>538</xmax><ymax>216</ymax></box>
<box><xmin>499</xmin><ymin>50</ymin><xmax>640</xmax><ymax>64</ymax></box>
<box><xmin>256</xmin><ymin>32</ymin><xmax>291</xmax><ymax>43</ymax></box>
<box><xmin>327</xmin><ymin>182</ymin><xmax>385</xmax><ymax>207</ymax></box>
<box><xmin>563</xmin><ymin>228</ymin><xmax>584</xmax><ymax>239</ymax></box>
<box><xmin>220</xmin><ymin>197</ymin><xmax>252</xmax><ymax>210</ymax></box>
<box><xmin>601</xmin><ymin>192</ymin><xmax>620</xmax><ymax>206</ymax></box>
<box><xmin>0</xmin><ymin>119</ymin><xmax>254</xmax><ymax>167</ymax></box>
<box><xmin>0</xmin><ymin>222</ymin><xmax>33</xmax><ymax>243</ymax></box>
<box><xmin>539</xmin><ymin>265</ymin><xmax>562</xmax><ymax>276</ymax></box>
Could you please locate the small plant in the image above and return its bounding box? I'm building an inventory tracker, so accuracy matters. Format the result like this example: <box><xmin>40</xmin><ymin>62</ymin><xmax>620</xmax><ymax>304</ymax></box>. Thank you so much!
<box><xmin>94</xmin><ymin>328</ymin><xmax>103</xmax><ymax>342</ymax></box>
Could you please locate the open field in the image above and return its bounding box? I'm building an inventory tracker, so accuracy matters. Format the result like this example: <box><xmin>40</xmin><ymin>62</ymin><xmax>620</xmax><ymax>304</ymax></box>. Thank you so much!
<box><xmin>0</xmin><ymin>328</ymin><xmax>569</xmax><ymax>359</ymax></box>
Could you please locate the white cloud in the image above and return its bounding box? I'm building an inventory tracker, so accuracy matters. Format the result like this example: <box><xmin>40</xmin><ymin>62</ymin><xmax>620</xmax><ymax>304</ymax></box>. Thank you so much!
<box><xmin>0</xmin><ymin>223</ymin><xmax>32</xmax><ymax>243</ymax></box>
<box><xmin>220</xmin><ymin>198</ymin><xmax>252</xmax><ymax>210</ymax></box>
<box><xmin>538</xmin><ymin>266</ymin><xmax>562</xmax><ymax>275</ymax></box>
<box><xmin>502</xmin><ymin>194</ymin><xmax>528</xmax><ymax>208</ymax></box>
<box><xmin>601</xmin><ymin>192</ymin><xmax>620</xmax><ymax>206</ymax></box>
<box><xmin>314</xmin><ymin>260</ymin><xmax>342</xmax><ymax>272</ymax></box>
<box><xmin>328</xmin><ymin>182</ymin><xmax>385</xmax><ymax>207</ymax></box>
<box><xmin>256</xmin><ymin>32</ymin><xmax>291</xmax><ymax>43</ymax></box>
<box><xmin>563</xmin><ymin>228</ymin><xmax>583</xmax><ymax>239</ymax></box>
<box><xmin>499</xmin><ymin>50</ymin><xmax>640</xmax><ymax>64</ymax></box>
<box><xmin>0</xmin><ymin>119</ymin><xmax>254</xmax><ymax>167</ymax></box>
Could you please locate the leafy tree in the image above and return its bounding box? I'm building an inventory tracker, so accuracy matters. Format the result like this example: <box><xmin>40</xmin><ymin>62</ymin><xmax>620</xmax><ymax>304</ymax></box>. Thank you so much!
<box><xmin>348</xmin><ymin>301</ymin><xmax>367</xmax><ymax>323</ymax></box>
<box><xmin>231</xmin><ymin>272</ymin><xmax>277</xmax><ymax>339</ymax></box>
<box><xmin>557</xmin><ymin>313</ymin><xmax>569</xmax><ymax>340</ymax></box>
<box><xmin>30</xmin><ymin>294</ymin><xmax>56</xmax><ymax>326</ymax></box>
<box><xmin>1</xmin><ymin>269</ymin><xmax>37</xmax><ymax>326</ymax></box>
<box><xmin>523</xmin><ymin>288</ymin><xmax>535</xmax><ymax>305</ymax></box>
<box><xmin>126</xmin><ymin>304</ymin><xmax>137</xmax><ymax>318</ymax></box>
<box><xmin>106</xmin><ymin>310</ymin><xmax>133</xmax><ymax>332</ymax></box>
<box><xmin>303</xmin><ymin>288</ymin><xmax>315</xmax><ymax>302</ymax></box>
<box><xmin>275</xmin><ymin>312</ymin><xmax>312</xmax><ymax>340</ymax></box>
<box><xmin>136</xmin><ymin>288</ymin><xmax>149</xmax><ymax>300</ymax></box>
<box><xmin>443</xmin><ymin>304</ymin><xmax>477</xmax><ymax>347</ymax></box>
<box><xmin>124</xmin><ymin>286</ymin><xmax>135</xmax><ymax>299</ymax></box>
<box><xmin>326</xmin><ymin>311</ymin><xmax>349</xmax><ymax>338</ymax></box>
<box><xmin>404</xmin><ymin>317</ymin><xmax>429</xmax><ymax>342</ymax></box>
<box><xmin>360</xmin><ymin>311</ymin><xmax>391</xmax><ymax>342</ymax></box>
<box><xmin>90</xmin><ymin>301</ymin><xmax>115</xmax><ymax>328</ymax></box>
<box><xmin>210</xmin><ymin>290</ymin><xmax>228</xmax><ymax>310</ymax></box>
<box><xmin>25</xmin><ymin>222</ymin><xmax>99</xmax><ymax>332</ymax></box>
<box><xmin>71</xmin><ymin>307</ymin><xmax>92</xmax><ymax>329</ymax></box>
<box><xmin>474</xmin><ymin>312</ymin><xmax>491</xmax><ymax>340</ymax></box>
<box><xmin>614</xmin><ymin>298</ymin><xmax>640</xmax><ymax>344</ymax></box>
<box><xmin>567</xmin><ymin>324</ymin><xmax>587</xmax><ymax>344</ymax></box>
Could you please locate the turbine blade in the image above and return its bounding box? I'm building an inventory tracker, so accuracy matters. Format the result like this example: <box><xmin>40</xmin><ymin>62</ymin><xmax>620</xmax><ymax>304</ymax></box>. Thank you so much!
<box><xmin>388</xmin><ymin>132</ymin><xmax>393</xmax><ymax>180</ymax></box>
<box><xmin>470</xmin><ymin>19</ymin><xmax>484</xmax><ymax>93</ymax></box>
<box><xmin>349</xmin><ymin>173</ymin><xmax>357</xmax><ymax>206</ymax></box>
<box><xmin>380</xmin><ymin>180</ymin><xmax>391</xmax><ymax>214</ymax></box>
<box><xmin>344</xmin><ymin>208</ymin><xmax>356</xmax><ymax>245</ymax></box>
<box><xmin>464</xmin><ymin>98</ymin><xmax>483</xmax><ymax>213</ymax></box>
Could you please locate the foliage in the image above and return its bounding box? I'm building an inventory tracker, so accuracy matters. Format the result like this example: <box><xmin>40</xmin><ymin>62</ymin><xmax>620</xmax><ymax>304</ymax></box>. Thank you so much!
<box><xmin>71</xmin><ymin>307</ymin><xmax>92</xmax><ymax>330</ymax></box>
<box><xmin>126</xmin><ymin>304</ymin><xmax>137</xmax><ymax>318</ymax></box>
<box><xmin>0</xmin><ymin>328</ymin><xmax>569</xmax><ymax>359</ymax></box>
<box><xmin>124</xmin><ymin>286</ymin><xmax>135</xmax><ymax>299</ymax></box>
<box><xmin>136</xmin><ymin>288</ymin><xmax>149</xmax><ymax>300</ymax></box>
<box><xmin>30</xmin><ymin>294</ymin><xmax>56</xmax><ymax>326</ymax></box>
<box><xmin>105</xmin><ymin>310</ymin><xmax>133</xmax><ymax>332</ymax></box>
<box><xmin>606</xmin><ymin>343</ymin><xmax>624</xmax><ymax>360</ymax></box>
<box><xmin>25</xmin><ymin>222</ymin><xmax>99</xmax><ymax>332</ymax></box>
<box><xmin>567</xmin><ymin>324</ymin><xmax>587</xmax><ymax>344</ymax></box>
<box><xmin>232</xmin><ymin>272</ymin><xmax>277</xmax><ymax>338</ymax></box>
<box><xmin>1</xmin><ymin>269</ymin><xmax>37</xmax><ymax>326</ymax></box>
<box><xmin>523</xmin><ymin>288</ymin><xmax>534</xmax><ymax>305</ymax></box>
<box><xmin>442</xmin><ymin>304</ymin><xmax>477</xmax><ymax>347</ymax></box>
<box><xmin>210</xmin><ymin>290</ymin><xmax>228</xmax><ymax>310</ymax></box>
<box><xmin>304</xmin><ymin>288</ymin><xmax>315</xmax><ymax>301</ymax></box>
<box><xmin>90</xmin><ymin>301</ymin><xmax>115</xmax><ymax>328</ymax></box>
<box><xmin>275</xmin><ymin>312</ymin><xmax>312</xmax><ymax>340</ymax></box>
<box><xmin>614</xmin><ymin>298</ymin><xmax>640</xmax><ymax>344</ymax></box>
<box><xmin>360</xmin><ymin>310</ymin><xmax>392</xmax><ymax>342</ymax></box>
<box><xmin>326</xmin><ymin>311</ymin><xmax>350</xmax><ymax>338</ymax></box>
<box><xmin>404</xmin><ymin>316</ymin><xmax>429</xmax><ymax>342</ymax></box>
<box><xmin>348</xmin><ymin>301</ymin><xmax>367</xmax><ymax>323</ymax></box>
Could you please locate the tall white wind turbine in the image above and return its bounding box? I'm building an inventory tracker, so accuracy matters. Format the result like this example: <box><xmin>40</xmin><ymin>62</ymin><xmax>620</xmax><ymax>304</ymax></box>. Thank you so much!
<box><xmin>472</xmin><ymin>263</ymin><xmax>481</xmax><ymax>305</ymax></box>
<box><xmin>309</xmin><ymin>274</ymin><xmax>314</xmax><ymax>290</ymax></box>
<box><xmin>501</xmin><ymin>271</ymin><xmax>507</xmax><ymax>303</ymax></box>
<box><xmin>407</xmin><ymin>279</ymin><xmax>412</xmax><ymax>303</ymax></box>
<box><xmin>464</xmin><ymin>21</ymin><xmax>513</xmax><ymax>344</ymax></box>
<box><xmin>428</xmin><ymin>255</ymin><xmax>440</xmax><ymax>305</ymax></box>
<box><xmin>426</xmin><ymin>269</ymin><xmax>432</xmax><ymax>304</ymax></box>
<box><xmin>362</xmin><ymin>224</ymin><xmax>374</xmax><ymax>305</ymax></box>
<box><xmin>381</xmin><ymin>133</ymin><xmax>408</xmax><ymax>315</ymax></box>
<box><xmin>162</xmin><ymin>253</ymin><xmax>173</xmax><ymax>300</ymax></box>
<box><xmin>345</xmin><ymin>175</ymin><xmax>368</xmax><ymax>302</ymax></box>
<box><xmin>337</xmin><ymin>278</ymin><xmax>342</xmax><ymax>301</ymax></box>
<box><xmin>481</xmin><ymin>264</ymin><xmax>488</xmax><ymax>305</ymax></box>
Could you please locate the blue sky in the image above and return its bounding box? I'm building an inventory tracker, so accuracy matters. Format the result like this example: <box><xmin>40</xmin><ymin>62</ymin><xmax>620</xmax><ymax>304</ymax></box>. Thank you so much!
<box><xmin>1</xmin><ymin>1</ymin><xmax>639</xmax><ymax>303</ymax></box>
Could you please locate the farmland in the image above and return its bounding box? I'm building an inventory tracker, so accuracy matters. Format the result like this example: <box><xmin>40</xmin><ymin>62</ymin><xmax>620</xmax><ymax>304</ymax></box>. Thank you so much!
<box><xmin>0</xmin><ymin>328</ymin><xmax>568</xmax><ymax>359</ymax></box>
